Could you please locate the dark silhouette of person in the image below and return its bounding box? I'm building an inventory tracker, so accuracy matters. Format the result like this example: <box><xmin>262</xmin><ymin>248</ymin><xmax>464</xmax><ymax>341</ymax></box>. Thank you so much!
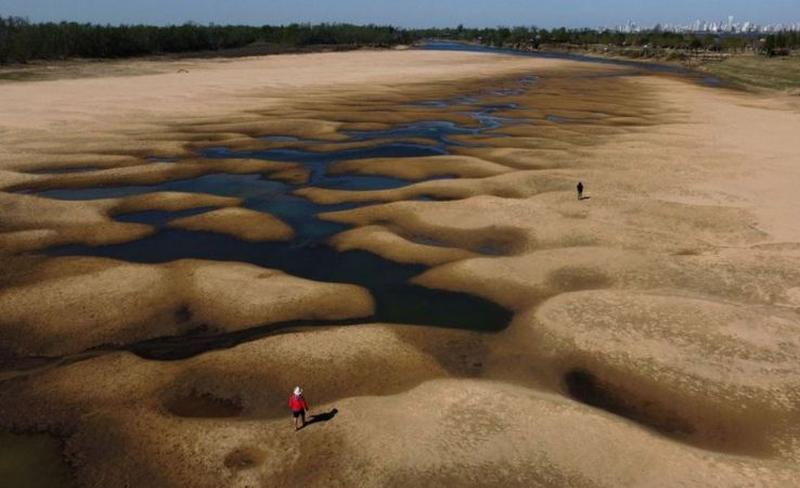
<box><xmin>307</xmin><ymin>408</ymin><xmax>339</xmax><ymax>426</ymax></box>
<box><xmin>577</xmin><ymin>181</ymin><xmax>584</xmax><ymax>200</ymax></box>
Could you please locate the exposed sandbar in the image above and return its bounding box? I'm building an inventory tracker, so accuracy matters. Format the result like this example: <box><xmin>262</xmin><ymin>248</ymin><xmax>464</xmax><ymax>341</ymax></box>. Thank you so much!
<box><xmin>0</xmin><ymin>257</ymin><xmax>373</xmax><ymax>356</ymax></box>
<box><xmin>1</xmin><ymin>343</ymin><xmax>796</xmax><ymax>486</ymax></box>
<box><xmin>329</xmin><ymin>155</ymin><xmax>513</xmax><ymax>180</ymax></box>
<box><xmin>298</xmin><ymin>170</ymin><xmax>573</xmax><ymax>204</ymax></box>
<box><xmin>330</xmin><ymin>225</ymin><xmax>477</xmax><ymax>266</ymax></box>
<box><xmin>530</xmin><ymin>289</ymin><xmax>800</xmax><ymax>456</ymax></box>
<box><xmin>0</xmin><ymin>191</ymin><xmax>243</xmax><ymax>255</ymax></box>
<box><xmin>2</xmin><ymin>48</ymin><xmax>800</xmax><ymax>486</ymax></box>
<box><xmin>3</xmin><ymin>158</ymin><xmax>307</xmax><ymax>192</ymax></box>
<box><xmin>168</xmin><ymin>207</ymin><xmax>294</xmax><ymax>242</ymax></box>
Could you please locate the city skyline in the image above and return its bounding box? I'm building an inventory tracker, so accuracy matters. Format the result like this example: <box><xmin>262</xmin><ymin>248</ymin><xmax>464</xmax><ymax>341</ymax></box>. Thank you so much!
<box><xmin>1</xmin><ymin>0</ymin><xmax>799</xmax><ymax>29</ymax></box>
<box><xmin>607</xmin><ymin>16</ymin><xmax>800</xmax><ymax>34</ymax></box>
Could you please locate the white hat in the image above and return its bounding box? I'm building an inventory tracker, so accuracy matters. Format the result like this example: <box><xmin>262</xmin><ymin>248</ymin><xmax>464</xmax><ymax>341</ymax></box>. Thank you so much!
<box><xmin>294</xmin><ymin>386</ymin><xmax>302</xmax><ymax>396</ymax></box>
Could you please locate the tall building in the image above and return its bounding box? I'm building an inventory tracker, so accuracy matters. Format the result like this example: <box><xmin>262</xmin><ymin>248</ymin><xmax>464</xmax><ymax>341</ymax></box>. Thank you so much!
<box><xmin>605</xmin><ymin>16</ymin><xmax>800</xmax><ymax>33</ymax></box>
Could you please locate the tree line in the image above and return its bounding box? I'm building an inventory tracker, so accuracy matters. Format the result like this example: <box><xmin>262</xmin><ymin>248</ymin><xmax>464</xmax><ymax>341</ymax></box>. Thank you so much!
<box><xmin>429</xmin><ymin>25</ymin><xmax>800</xmax><ymax>56</ymax></box>
<box><xmin>0</xmin><ymin>17</ymin><xmax>411</xmax><ymax>63</ymax></box>
<box><xmin>1</xmin><ymin>16</ymin><xmax>798</xmax><ymax>64</ymax></box>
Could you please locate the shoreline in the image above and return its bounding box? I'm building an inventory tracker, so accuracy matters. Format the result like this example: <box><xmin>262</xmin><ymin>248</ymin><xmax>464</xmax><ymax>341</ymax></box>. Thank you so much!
<box><xmin>539</xmin><ymin>46</ymin><xmax>800</xmax><ymax>91</ymax></box>
<box><xmin>0</xmin><ymin>44</ymin><xmax>404</xmax><ymax>83</ymax></box>
<box><xmin>427</xmin><ymin>39</ymin><xmax>800</xmax><ymax>92</ymax></box>
<box><xmin>6</xmin><ymin>38</ymin><xmax>795</xmax><ymax>94</ymax></box>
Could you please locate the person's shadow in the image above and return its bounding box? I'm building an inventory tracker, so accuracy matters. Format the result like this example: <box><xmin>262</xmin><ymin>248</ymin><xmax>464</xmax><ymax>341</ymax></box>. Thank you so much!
<box><xmin>579</xmin><ymin>196</ymin><xmax>591</xmax><ymax>201</ymax></box>
<box><xmin>304</xmin><ymin>408</ymin><xmax>339</xmax><ymax>428</ymax></box>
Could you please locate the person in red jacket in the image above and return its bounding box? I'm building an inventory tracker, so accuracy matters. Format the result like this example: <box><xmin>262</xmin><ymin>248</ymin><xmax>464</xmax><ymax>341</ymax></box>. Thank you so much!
<box><xmin>289</xmin><ymin>386</ymin><xmax>310</xmax><ymax>430</ymax></box>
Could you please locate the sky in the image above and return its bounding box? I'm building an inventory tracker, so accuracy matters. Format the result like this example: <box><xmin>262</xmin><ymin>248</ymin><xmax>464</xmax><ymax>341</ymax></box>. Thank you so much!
<box><xmin>1</xmin><ymin>0</ymin><xmax>799</xmax><ymax>28</ymax></box>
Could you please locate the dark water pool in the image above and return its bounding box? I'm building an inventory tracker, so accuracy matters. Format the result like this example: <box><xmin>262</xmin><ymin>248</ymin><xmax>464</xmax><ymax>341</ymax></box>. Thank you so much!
<box><xmin>33</xmin><ymin>80</ymin><xmax>538</xmax><ymax>356</ymax></box>
<box><xmin>25</xmin><ymin>166</ymin><xmax>101</xmax><ymax>175</ymax></box>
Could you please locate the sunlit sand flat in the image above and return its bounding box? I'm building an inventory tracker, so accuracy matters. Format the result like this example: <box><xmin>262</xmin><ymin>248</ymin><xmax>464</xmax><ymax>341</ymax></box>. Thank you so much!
<box><xmin>1</xmin><ymin>46</ymin><xmax>799</xmax><ymax>487</ymax></box>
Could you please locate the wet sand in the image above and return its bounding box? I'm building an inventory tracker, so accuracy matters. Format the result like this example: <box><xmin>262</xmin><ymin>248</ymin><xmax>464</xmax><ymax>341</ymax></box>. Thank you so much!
<box><xmin>1</xmin><ymin>49</ymin><xmax>799</xmax><ymax>487</ymax></box>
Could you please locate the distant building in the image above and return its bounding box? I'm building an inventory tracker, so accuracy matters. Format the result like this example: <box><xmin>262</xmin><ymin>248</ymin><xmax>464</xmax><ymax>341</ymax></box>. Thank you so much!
<box><xmin>602</xmin><ymin>16</ymin><xmax>800</xmax><ymax>34</ymax></box>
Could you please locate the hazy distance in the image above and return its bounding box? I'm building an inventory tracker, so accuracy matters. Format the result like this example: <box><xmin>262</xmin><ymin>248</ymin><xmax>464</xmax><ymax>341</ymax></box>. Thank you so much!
<box><xmin>2</xmin><ymin>0</ymin><xmax>799</xmax><ymax>28</ymax></box>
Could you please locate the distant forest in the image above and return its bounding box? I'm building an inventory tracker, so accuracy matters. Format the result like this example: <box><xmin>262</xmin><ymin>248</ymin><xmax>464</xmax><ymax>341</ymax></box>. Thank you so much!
<box><xmin>0</xmin><ymin>18</ymin><xmax>412</xmax><ymax>63</ymax></box>
<box><xmin>436</xmin><ymin>25</ymin><xmax>800</xmax><ymax>56</ymax></box>
<box><xmin>1</xmin><ymin>16</ymin><xmax>799</xmax><ymax>64</ymax></box>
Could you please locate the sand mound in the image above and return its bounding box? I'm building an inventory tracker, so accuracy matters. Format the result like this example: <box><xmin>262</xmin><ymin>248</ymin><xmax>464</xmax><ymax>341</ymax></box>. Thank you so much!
<box><xmin>330</xmin><ymin>225</ymin><xmax>477</xmax><ymax>266</ymax></box>
<box><xmin>0</xmin><ymin>191</ymin><xmax>243</xmax><ymax>255</ymax></box>
<box><xmin>0</xmin><ymin>325</ymin><xmax>458</xmax><ymax>486</ymax></box>
<box><xmin>321</xmin><ymin>187</ymin><xmax>764</xmax><ymax>255</ymax></box>
<box><xmin>298</xmin><ymin>170</ymin><xmax>573</xmax><ymax>204</ymax></box>
<box><xmin>528</xmin><ymin>289</ymin><xmax>800</xmax><ymax>456</ymax></box>
<box><xmin>168</xmin><ymin>207</ymin><xmax>294</xmax><ymax>241</ymax></box>
<box><xmin>4</xmin><ymin>158</ymin><xmax>306</xmax><ymax>193</ymax></box>
<box><xmin>3</xmin><ymin>326</ymin><xmax>796</xmax><ymax>487</ymax></box>
<box><xmin>414</xmin><ymin>247</ymin><xmax>639</xmax><ymax>310</ymax></box>
<box><xmin>0</xmin><ymin>192</ymin><xmax>155</xmax><ymax>254</ymax></box>
<box><xmin>308</xmin><ymin>379</ymin><xmax>800</xmax><ymax>487</ymax></box>
<box><xmin>110</xmin><ymin>191</ymin><xmax>242</xmax><ymax>214</ymax></box>
<box><xmin>0</xmin><ymin>257</ymin><xmax>373</xmax><ymax>356</ymax></box>
<box><xmin>9</xmin><ymin>154</ymin><xmax>143</xmax><ymax>173</ymax></box>
<box><xmin>322</xmin><ymin>197</ymin><xmax>533</xmax><ymax>255</ymax></box>
<box><xmin>451</xmin><ymin>146</ymin><xmax>576</xmax><ymax>171</ymax></box>
<box><xmin>180</xmin><ymin>118</ymin><xmax>347</xmax><ymax>142</ymax></box>
<box><xmin>329</xmin><ymin>155</ymin><xmax>513</xmax><ymax>180</ymax></box>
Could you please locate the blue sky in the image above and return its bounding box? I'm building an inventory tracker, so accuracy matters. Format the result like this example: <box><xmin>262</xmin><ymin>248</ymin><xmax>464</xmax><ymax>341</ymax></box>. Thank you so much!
<box><xmin>1</xmin><ymin>0</ymin><xmax>798</xmax><ymax>28</ymax></box>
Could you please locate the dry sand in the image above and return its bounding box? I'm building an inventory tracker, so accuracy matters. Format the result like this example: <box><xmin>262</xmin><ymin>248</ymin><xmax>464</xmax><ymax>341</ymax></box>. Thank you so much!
<box><xmin>328</xmin><ymin>155</ymin><xmax>514</xmax><ymax>180</ymax></box>
<box><xmin>168</xmin><ymin>207</ymin><xmax>295</xmax><ymax>241</ymax></box>
<box><xmin>0</xmin><ymin>257</ymin><xmax>373</xmax><ymax>357</ymax></box>
<box><xmin>1</xmin><ymin>48</ymin><xmax>800</xmax><ymax>487</ymax></box>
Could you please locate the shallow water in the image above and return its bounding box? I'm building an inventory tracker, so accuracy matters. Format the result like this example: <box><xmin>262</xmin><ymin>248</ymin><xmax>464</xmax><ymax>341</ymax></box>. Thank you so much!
<box><xmin>25</xmin><ymin>166</ymin><xmax>101</xmax><ymax>175</ymax></box>
<box><xmin>115</xmin><ymin>206</ymin><xmax>220</xmax><ymax>226</ymax></box>
<box><xmin>35</xmin><ymin>85</ymin><xmax>536</xmax><ymax>353</ymax></box>
<box><xmin>51</xmin><ymin>228</ymin><xmax>510</xmax><ymax>331</ymax></box>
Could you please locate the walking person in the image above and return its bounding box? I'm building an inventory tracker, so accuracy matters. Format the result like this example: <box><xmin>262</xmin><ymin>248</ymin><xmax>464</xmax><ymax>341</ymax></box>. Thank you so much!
<box><xmin>289</xmin><ymin>386</ymin><xmax>310</xmax><ymax>431</ymax></box>
<box><xmin>577</xmin><ymin>181</ymin><xmax>584</xmax><ymax>200</ymax></box>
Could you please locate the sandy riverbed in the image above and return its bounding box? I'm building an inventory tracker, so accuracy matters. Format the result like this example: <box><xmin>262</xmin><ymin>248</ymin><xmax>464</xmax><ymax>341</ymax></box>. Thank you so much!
<box><xmin>1</xmin><ymin>49</ymin><xmax>799</xmax><ymax>487</ymax></box>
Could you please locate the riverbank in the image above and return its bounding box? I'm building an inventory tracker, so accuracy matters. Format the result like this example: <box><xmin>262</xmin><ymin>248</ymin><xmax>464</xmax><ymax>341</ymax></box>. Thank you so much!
<box><xmin>436</xmin><ymin>38</ymin><xmax>800</xmax><ymax>93</ymax></box>
<box><xmin>1</xmin><ymin>48</ymin><xmax>799</xmax><ymax>487</ymax></box>
<box><xmin>0</xmin><ymin>44</ymin><xmax>407</xmax><ymax>83</ymax></box>
<box><xmin>701</xmin><ymin>53</ymin><xmax>800</xmax><ymax>91</ymax></box>
<box><xmin>538</xmin><ymin>45</ymin><xmax>800</xmax><ymax>92</ymax></box>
